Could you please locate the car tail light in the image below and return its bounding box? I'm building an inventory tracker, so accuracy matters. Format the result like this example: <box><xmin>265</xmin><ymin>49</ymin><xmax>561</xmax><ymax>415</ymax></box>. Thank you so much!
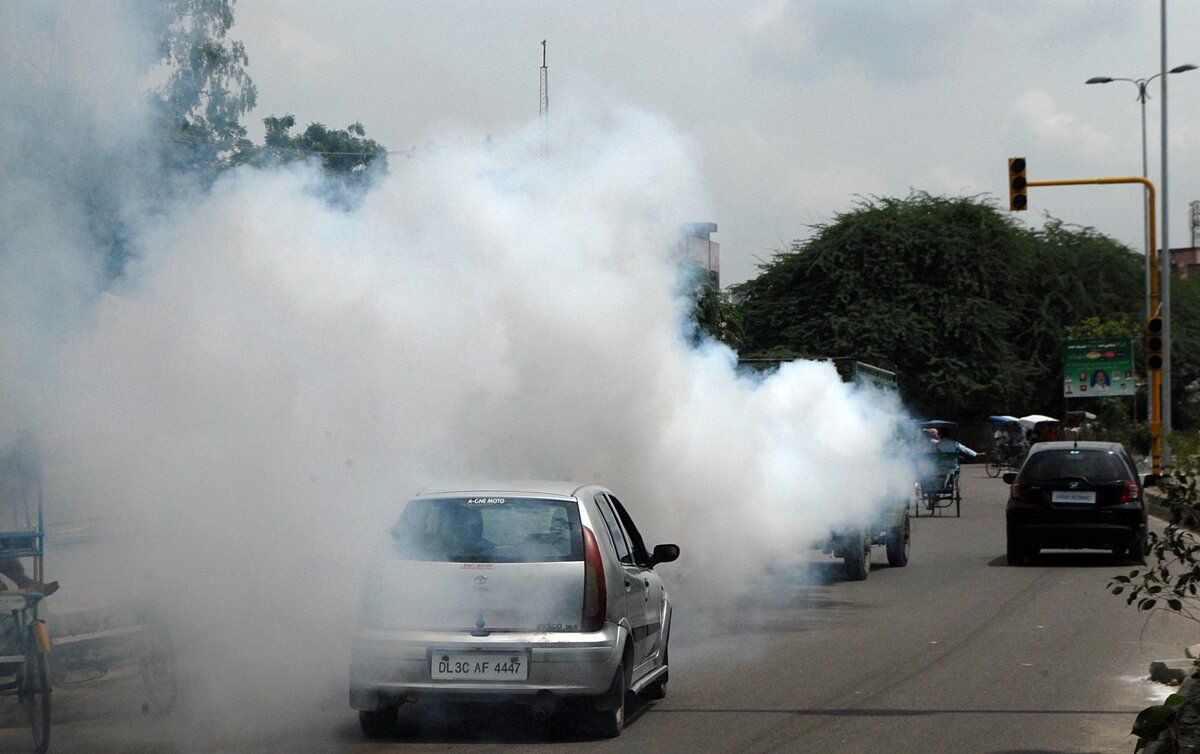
<box><xmin>1121</xmin><ymin>479</ymin><xmax>1140</xmax><ymax>503</ymax></box>
<box><xmin>581</xmin><ymin>526</ymin><xmax>607</xmax><ymax>632</ymax></box>
<box><xmin>1014</xmin><ymin>479</ymin><xmax>1030</xmax><ymax>504</ymax></box>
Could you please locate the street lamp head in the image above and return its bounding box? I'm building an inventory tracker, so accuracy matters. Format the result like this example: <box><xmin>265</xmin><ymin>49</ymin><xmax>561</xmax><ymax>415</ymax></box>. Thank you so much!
<box><xmin>1170</xmin><ymin>64</ymin><xmax>1198</xmax><ymax>74</ymax></box>
<box><xmin>1086</xmin><ymin>77</ymin><xmax>1114</xmax><ymax>84</ymax></box>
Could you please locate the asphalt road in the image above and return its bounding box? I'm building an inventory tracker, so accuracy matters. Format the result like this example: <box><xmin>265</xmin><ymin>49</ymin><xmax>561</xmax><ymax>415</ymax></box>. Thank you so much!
<box><xmin>1</xmin><ymin>465</ymin><xmax>1194</xmax><ymax>753</ymax></box>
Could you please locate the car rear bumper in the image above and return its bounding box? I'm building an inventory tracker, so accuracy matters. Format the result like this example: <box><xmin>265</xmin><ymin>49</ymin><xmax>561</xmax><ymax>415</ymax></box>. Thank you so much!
<box><xmin>349</xmin><ymin>624</ymin><xmax>625</xmax><ymax>710</ymax></box>
<box><xmin>1007</xmin><ymin>504</ymin><xmax>1145</xmax><ymax>550</ymax></box>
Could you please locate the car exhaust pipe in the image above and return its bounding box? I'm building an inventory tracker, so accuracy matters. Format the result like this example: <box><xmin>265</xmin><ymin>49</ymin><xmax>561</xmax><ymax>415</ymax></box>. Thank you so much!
<box><xmin>531</xmin><ymin>690</ymin><xmax>557</xmax><ymax>721</ymax></box>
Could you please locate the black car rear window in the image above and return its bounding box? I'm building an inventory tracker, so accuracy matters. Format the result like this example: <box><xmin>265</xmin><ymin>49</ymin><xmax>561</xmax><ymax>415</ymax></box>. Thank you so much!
<box><xmin>1020</xmin><ymin>450</ymin><xmax>1130</xmax><ymax>484</ymax></box>
<box><xmin>391</xmin><ymin>497</ymin><xmax>584</xmax><ymax>563</ymax></box>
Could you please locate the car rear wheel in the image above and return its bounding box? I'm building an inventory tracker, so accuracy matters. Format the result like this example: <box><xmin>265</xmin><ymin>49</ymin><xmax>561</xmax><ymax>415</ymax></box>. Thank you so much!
<box><xmin>1129</xmin><ymin>532</ymin><xmax>1149</xmax><ymax>565</ymax></box>
<box><xmin>591</xmin><ymin>665</ymin><xmax>626</xmax><ymax>738</ymax></box>
<box><xmin>359</xmin><ymin>707</ymin><xmax>400</xmax><ymax>738</ymax></box>
<box><xmin>886</xmin><ymin>516</ymin><xmax>910</xmax><ymax>567</ymax></box>
<box><xmin>1006</xmin><ymin>535</ymin><xmax>1027</xmax><ymax>566</ymax></box>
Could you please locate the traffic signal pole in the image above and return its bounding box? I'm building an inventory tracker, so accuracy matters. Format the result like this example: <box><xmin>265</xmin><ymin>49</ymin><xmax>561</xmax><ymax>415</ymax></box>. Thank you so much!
<box><xmin>1009</xmin><ymin>166</ymin><xmax>1163</xmax><ymax>472</ymax></box>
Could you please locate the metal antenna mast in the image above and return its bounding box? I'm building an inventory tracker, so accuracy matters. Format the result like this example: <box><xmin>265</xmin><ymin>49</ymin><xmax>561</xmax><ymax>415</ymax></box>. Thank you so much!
<box><xmin>539</xmin><ymin>40</ymin><xmax>549</xmax><ymax>152</ymax></box>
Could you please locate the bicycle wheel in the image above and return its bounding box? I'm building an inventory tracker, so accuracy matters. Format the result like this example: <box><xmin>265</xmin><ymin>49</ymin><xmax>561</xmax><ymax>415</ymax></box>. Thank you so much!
<box><xmin>985</xmin><ymin>457</ymin><xmax>1002</xmax><ymax>478</ymax></box>
<box><xmin>24</xmin><ymin>643</ymin><xmax>51</xmax><ymax>753</ymax></box>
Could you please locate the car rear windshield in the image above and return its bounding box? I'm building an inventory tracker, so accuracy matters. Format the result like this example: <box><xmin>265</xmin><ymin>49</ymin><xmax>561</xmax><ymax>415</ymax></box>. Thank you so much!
<box><xmin>390</xmin><ymin>497</ymin><xmax>584</xmax><ymax>563</ymax></box>
<box><xmin>1020</xmin><ymin>450</ymin><xmax>1130</xmax><ymax>484</ymax></box>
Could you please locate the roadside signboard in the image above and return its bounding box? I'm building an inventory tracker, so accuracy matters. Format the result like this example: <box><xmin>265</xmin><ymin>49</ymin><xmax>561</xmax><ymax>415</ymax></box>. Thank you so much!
<box><xmin>1063</xmin><ymin>338</ymin><xmax>1135</xmax><ymax>398</ymax></box>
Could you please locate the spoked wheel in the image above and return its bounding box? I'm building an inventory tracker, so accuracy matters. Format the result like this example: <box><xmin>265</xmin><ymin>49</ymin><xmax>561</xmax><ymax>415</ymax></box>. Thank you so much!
<box><xmin>985</xmin><ymin>458</ymin><xmax>1002</xmax><ymax>478</ymax></box>
<box><xmin>23</xmin><ymin>640</ymin><xmax>51</xmax><ymax>753</ymax></box>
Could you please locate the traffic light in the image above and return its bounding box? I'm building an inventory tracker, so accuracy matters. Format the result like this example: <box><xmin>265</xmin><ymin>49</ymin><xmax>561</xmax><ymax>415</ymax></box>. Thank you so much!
<box><xmin>1008</xmin><ymin>157</ymin><xmax>1028</xmax><ymax>211</ymax></box>
<box><xmin>1146</xmin><ymin>316</ymin><xmax>1164</xmax><ymax>370</ymax></box>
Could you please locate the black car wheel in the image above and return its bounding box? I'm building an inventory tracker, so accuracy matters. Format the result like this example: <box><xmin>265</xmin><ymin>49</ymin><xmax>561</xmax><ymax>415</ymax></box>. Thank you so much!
<box><xmin>1129</xmin><ymin>532</ymin><xmax>1149</xmax><ymax>565</ymax></box>
<box><xmin>1006</xmin><ymin>534</ymin><xmax>1027</xmax><ymax>566</ymax></box>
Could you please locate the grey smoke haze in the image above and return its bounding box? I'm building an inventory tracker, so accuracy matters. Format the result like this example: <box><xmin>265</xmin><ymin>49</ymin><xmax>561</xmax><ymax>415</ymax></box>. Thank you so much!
<box><xmin>1</xmin><ymin>3</ymin><xmax>912</xmax><ymax>739</ymax></box>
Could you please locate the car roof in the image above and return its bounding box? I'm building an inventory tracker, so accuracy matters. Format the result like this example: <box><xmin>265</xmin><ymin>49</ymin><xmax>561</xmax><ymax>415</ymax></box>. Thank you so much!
<box><xmin>415</xmin><ymin>480</ymin><xmax>600</xmax><ymax>499</ymax></box>
<box><xmin>1027</xmin><ymin>440</ymin><xmax>1126</xmax><ymax>454</ymax></box>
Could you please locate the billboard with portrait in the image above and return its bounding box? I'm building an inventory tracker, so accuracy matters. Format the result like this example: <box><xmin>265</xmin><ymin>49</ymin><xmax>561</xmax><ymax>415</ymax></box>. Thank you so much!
<box><xmin>1063</xmin><ymin>338</ymin><xmax>1135</xmax><ymax>398</ymax></box>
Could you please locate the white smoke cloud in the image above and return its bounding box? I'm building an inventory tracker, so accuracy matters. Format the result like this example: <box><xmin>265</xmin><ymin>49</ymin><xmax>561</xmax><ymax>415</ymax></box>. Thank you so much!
<box><xmin>1</xmin><ymin>3</ymin><xmax>914</xmax><ymax>741</ymax></box>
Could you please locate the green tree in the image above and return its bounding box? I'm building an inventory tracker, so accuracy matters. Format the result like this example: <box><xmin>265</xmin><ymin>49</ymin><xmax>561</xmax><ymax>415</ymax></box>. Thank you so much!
<box><xmin>1170</xmin><ymin>275</ymin><xmax>1200</xmax><ymax>431</ymax></box>
<box><xmin>688</xmin><ymin>273</ymin><xmax>744</xmax><ymax>349</ymax></box>
<box><xmin>252</xmin><ymin>116</ymin><xmax>389</xmax><ymax>206</ymax></box>
<box><xmin>733</xmin><ymin>194</ymin><xmax>1144</xmax><ymax>420</ymax></box>
<box><xmin>149</xmin><ymin>0</ymin><xmax>258</xmax><ymax>181</ymax></box>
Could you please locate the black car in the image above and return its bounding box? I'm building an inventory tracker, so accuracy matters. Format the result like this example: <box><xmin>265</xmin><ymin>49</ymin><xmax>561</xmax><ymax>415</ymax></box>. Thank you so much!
<box><xmin>1003</xmin><ymin>441</ymin><xmax>1157</xmax><ymax>566</ymax></box>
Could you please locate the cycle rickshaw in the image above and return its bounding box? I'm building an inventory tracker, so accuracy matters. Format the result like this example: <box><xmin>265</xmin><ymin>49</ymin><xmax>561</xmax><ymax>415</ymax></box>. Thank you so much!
<box><xmin>914</xmin><ymin>420</ymin><xmax>962</xmax><ymax>517</ymax></box>
<box><xmin>0</xmin><ymin>438</ymin><xmax>52</xmax><ymax>752</ymax></box>
<box><xmin>985</xmin><ymin>415</ymin><xmax>1026</xmax><ymax>478</ymax></box>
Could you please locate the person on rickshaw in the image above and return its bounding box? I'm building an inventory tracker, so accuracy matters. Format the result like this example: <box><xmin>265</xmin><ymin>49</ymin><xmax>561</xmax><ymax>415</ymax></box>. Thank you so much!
<box><xmin>924</xmin><ymin>428</ymin><xmax>977</xmax><ymax>490</ymax></box>
<box><xmin>0</xmin><ymin>552</ymin><xmax>57</xmax><ymax>596</ymax></box>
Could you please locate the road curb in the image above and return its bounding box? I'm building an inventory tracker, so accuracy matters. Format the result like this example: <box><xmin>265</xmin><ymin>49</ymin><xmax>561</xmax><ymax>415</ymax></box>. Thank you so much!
<box><xmin>1143</xmin><ymin>672</ymin><xmax>1198</xmax><ymax>754</ymax></box>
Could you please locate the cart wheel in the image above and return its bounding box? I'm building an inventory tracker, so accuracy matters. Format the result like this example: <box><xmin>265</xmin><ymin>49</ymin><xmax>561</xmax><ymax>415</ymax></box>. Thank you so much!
<box><xmin>23</xmin><ymin>645</ymin><xmax>51</xmax><ymax>753</ymax></box>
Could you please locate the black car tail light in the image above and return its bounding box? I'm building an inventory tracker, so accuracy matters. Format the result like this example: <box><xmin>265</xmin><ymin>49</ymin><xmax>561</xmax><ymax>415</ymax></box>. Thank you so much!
<box><xmin>581</xmin><ymin>526</ymin><xmax>607</xmax><ymax>632</ymax></box>
<box><xmin>1121</xmin><ymin>479</ymin><xmax>1140</xmax><ymax>503</ymax></box>
<box><xmin>1014</xmin><ymin>479</ymin><xmax>1030</xmax><ymax>504</ymax></box>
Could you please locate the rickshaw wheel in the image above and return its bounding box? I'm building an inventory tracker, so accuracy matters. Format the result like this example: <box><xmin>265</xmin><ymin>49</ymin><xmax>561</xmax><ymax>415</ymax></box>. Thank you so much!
<box><xmin>985</xmin><ymin>458</ymin><xmax>1002</xmax><ymax>478</ymax></box>
<box><xmin>24</xmin><ymin>646</ymin><xmax>51</xmax><ymax>753</ymax></box>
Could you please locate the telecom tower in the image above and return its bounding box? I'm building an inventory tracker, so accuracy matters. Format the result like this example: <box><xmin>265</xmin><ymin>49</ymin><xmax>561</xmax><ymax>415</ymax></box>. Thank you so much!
<box><xmin>539</xmin><ymin>40</ymin><xmax>549</xmax><ymax>153</ymax></box>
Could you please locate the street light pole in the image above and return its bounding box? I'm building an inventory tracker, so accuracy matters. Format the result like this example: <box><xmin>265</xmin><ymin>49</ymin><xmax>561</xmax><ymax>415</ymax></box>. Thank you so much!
<box><xmin>1086</xmin><ymin>62</ymin><xmax>1196</xmax><ymax>431</ymax></box>
<box><xmin>1086</xmin><ymin>64</ymin><xmax>1196</xmax><ymax>321</ymax></box>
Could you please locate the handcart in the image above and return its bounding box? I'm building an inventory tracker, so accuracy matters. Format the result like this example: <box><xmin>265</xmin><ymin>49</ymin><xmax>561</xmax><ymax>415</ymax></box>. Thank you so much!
<box><xmin>0</xmin><ymin>438</ymin><xmax>52</xmax><ymax>752</ymax></box>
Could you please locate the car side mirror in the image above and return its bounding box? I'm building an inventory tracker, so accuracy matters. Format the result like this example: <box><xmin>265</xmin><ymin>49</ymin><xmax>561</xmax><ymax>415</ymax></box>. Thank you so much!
<box><xmin>651</xmin><ymin>543</ymin><xmax>680</xmax><ymax>566</ymax></box>
<box><xmin>1002</xmin><ymin>472</ymin><xmax>1016</xmax><ymax>485</ymax></box>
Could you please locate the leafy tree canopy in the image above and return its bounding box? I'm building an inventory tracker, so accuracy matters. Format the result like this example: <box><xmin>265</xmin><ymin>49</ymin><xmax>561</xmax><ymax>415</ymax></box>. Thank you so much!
<box><xmin>251</xmin><ymin>116</ymin><xmax>389</xmax><ymax>206</ymax></box>
<box><xmin>150</xmin><ymin>0</ymin><xmax>258</xmax><ymax>180</ymax></box>
<box><xmin>733</xmin><ymin>193</ymin><xmax>1145</xmax><ymax>420</ymax></box>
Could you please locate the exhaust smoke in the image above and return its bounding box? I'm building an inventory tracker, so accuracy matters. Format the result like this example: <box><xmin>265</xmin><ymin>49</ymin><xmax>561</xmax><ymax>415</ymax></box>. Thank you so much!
<box><xmin>0</xmin><ymin>3</ymin><xmax>913</xmax><ymax>742</ymax></box>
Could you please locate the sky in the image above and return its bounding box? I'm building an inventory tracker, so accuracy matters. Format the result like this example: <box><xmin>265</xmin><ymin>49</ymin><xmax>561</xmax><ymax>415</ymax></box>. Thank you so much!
<box><xmin>235</xmin><ymin>1</ymin><xmax>1200</xmax><ymax>288</ymax></box>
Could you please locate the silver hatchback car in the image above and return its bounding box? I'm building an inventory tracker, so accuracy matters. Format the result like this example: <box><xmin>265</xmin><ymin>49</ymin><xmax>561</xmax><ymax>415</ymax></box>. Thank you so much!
<box><xmin>350</xmin><ymin>482</ymin><xmax>680</xmax><ymax>738</ymax></box>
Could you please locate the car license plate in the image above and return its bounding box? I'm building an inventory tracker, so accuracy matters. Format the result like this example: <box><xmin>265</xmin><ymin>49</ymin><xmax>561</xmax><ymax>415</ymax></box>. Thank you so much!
<box><xmin>432</xmin><ymin>653</ymin><xmax>529</xmax><ymax>681</ymax></box>
<box><xmin>1052</xmin><ymin>490</ymin><xmax>1096</xmax><ymax>504</ymax></box>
